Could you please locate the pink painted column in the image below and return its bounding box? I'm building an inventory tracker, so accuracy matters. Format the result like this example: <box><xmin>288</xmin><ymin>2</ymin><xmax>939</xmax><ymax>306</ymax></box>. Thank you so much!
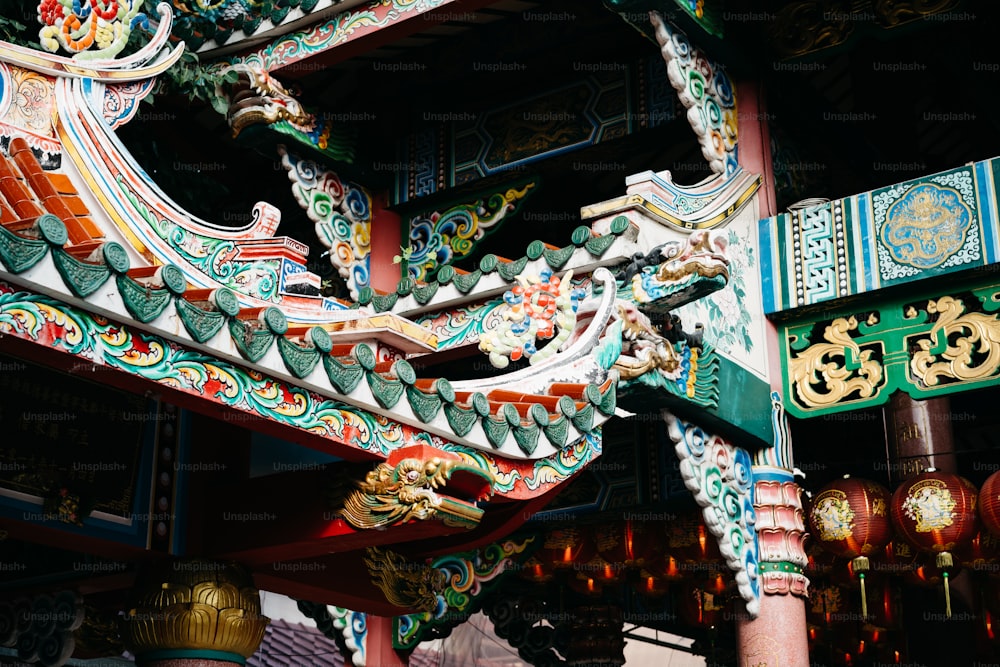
<box><xmin>733</xmin><ymin>80</ymin><xmax>811</xmax><ymax>665</ymax></box>
<box><xmin>735</xmin><ymin>81</ymin><xmax>777</xmax><ymax>220</ymax></box>
<box><xmin>735</xmin><ymin>392</ymin><xmax>810</xmax><ymax>665</ymax></box>
<box><xmin>737</xmin><ymin>470</ymin><xmax>811</xmax><ymax>667</ymax></box>
<box><xmin>737</xmin><ymin>593</ymin><xmax>810</xmax><ymax>666</ymax></box>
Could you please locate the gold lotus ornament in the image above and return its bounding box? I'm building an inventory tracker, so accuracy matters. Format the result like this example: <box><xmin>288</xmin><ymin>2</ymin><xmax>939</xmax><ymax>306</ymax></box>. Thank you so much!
<box><xmin>121</xmin><ymin>559</ymin><xmax>269</xmax><ymax>661</ymax></box>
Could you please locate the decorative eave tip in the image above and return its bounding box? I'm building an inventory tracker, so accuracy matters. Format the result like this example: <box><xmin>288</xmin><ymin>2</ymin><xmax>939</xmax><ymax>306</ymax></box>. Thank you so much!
<box><xmin>0</xmin><ymin>2</ymin><xmax>183</xmax><ymax>82</ymax></box>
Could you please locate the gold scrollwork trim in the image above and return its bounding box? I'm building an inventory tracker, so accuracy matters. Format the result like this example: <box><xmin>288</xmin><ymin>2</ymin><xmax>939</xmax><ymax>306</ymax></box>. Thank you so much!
<box><xmin>911</xmin><ymin>296</ymin><xmax>1000</xmax><ymax>386</ymax></box>
<box><xmin>789</xmin><ymin>316</ymin><xmax>884</xmax><ymax>408</ymax></box>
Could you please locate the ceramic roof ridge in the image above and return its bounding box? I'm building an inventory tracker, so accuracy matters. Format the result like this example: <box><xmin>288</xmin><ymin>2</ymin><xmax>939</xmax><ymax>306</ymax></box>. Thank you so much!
<box><xmin>359</xmin><ymin>216</ymin><xmax>640</xmax><ymax>317</ymax></box>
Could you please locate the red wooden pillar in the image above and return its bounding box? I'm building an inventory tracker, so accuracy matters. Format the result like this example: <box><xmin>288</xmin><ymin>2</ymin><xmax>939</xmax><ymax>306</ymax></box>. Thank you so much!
<box><xmin>369</xmin><ymin>192</ymin><xmax>402</xmax><ymax>293</ymax></box>
<box><xmin>367</xmin><ymin>615</ymin><xmax>408</xmax><ymax>667</ymax></box>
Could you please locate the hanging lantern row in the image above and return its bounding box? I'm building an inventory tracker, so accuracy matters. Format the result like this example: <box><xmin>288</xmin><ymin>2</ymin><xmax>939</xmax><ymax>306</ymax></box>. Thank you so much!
<box><xmin>521</xmin><ymin>513</ymin><xmax>731</xmax><ymax>600</ymax></box>
<box><xmin>808</xmin><ymin>469</ymin><xmax>1000</xmax><ymax>620</ymax></box>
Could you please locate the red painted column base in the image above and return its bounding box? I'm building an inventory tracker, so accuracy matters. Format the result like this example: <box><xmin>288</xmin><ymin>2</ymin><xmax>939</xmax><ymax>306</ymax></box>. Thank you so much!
<box><xmin>367</xmin><ymin>615</ymin><xmax>408</xmax><ymax>667</ymax></box>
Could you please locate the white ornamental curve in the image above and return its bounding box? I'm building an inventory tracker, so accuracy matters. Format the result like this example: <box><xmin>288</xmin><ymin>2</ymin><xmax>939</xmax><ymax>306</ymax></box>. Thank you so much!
<box><xmin>665</xmin><ymin>412</ymin><xmax>762</xmax><ymax>617</ymax></box>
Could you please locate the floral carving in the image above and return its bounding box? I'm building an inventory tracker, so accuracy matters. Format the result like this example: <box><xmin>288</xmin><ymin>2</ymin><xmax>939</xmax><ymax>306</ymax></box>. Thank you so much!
<box><xmin>479</xmin><ymin>268</ymin><xmax>586</xmax><ymax>369</ymax></box>
<box><xmin>280</xmin><ymin>147</ymin><xmax>371</xmax><ymax>298</ymax></box>
<box><xmin>38</xmin><ymin>0</ymin><xmax>148</xmax><ymax>59</ymax></box>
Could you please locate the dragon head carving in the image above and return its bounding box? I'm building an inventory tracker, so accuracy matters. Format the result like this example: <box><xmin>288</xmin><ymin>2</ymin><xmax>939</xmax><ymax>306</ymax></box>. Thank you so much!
<box><xmin>629</xmin><ymin>230</ymin><xmax>730</xmax><ymax>313</ymax></box>
<box><xmin>225</xmin><ymin>63</ymin><xmax>315</xmax><ymax>137</ymax></box>
<box><xmin>339</xmin><ymin>446</ymin><xmax>495</xmax><ymax>530</ymax></box>
<box><xmin>364</xmin><ymin>547</ymin><xmax>448</xmax><ymax>614</ymax></box>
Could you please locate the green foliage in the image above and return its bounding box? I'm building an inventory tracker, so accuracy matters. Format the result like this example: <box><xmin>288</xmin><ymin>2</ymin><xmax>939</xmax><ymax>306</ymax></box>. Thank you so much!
<box><xmin>0</xmin><ymin>4</ymin><xmax>33</xmax><ymax>47</ymax></box>
<box><xmin>151</xmin><ymin>48</ymin><xmax>238</xmax><ymax>114</ymax></box>
<box><xmin>393</xmin><ymin>245</ymin><xmax>414</xmax><ymax>265</ymax></box>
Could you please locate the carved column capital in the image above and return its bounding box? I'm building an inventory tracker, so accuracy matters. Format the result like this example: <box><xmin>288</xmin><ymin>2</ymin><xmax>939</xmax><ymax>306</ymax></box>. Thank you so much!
<box><xmin>753</xmin><ymin>473</ymin><xmax>809</xmax><ymax>597</ymax></box>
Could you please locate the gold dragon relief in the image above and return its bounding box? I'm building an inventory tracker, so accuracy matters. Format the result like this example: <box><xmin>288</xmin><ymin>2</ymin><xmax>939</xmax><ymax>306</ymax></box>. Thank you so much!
<box><xmin>364</xmin><ymin>547</ymin><xmax>446</xmax><ymax>614</ymax></box>
<box><xmin>787</xmin><ymin>316</ymin><xmax>885</xmax><ymax>410</ymax></box>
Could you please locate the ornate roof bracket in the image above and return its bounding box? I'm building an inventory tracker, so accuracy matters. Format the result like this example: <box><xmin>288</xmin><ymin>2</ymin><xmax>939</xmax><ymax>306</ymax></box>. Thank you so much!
<box><xmin>280</xmin><ymin>148</ymin><xmax>371</xmax><ymax>300</ymax></box>
<box><xmin>223</xmin><ymin>66</ymin><xmax>359</xmax><ymax>165</ymax></box>
<box><xmin>299</xmin><ymin>537</ymin><xmax>533</xmax><ymax>660</ymax></box>
<box><xmin>625</xmin><ymin>230</ymin><xmax>730</xmax><ymax>315</ymax></box>
<box><xmin>610</xmin><ymin>299</ymin><xmax>721</xmax><ymax>408</ymax></box>
<box><xmin>649</xmin><ymin>10</ymin><xmax>737</xmax><ymax>177</ymax></box>
<box><xmin>337</xmin><ymin>445</ymin><xmax>495</xmax><ymax>530</ymax></box>
<box><xmin>781</xmin><ymin>281</ymin><xmax>1000</xmax><ymax>419</ymax></box>
<box><xmin>665</xmin><ymin>412</ymin><xmax>762</xmax><ymax>617</ymax></box>
<box><xmin>405</xmin><ymin>182</ymin><xmax>537</xmax><ymax>284</ymax></box>
<box><xmin>393</xmin><ymin>537</ymin><xmax>534</xmax><ymax>650</ymax></box>
<box><xmin>364</xmin><ymin>546</ymin><xmax>447</xmax><ymax>614</ymax></box>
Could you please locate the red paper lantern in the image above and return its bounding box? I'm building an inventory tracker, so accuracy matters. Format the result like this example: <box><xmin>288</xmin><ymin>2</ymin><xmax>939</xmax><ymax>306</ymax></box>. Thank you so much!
<box><xmin>905</xmin><ymin>552</ymin><xmax>961</xmax><ymax>588</ymax></box>
<box><xmin>574</xmin><ymin>554</ymin><xmax>623</xmax><ymax>584</ymax></box>
<box><xmin>980</xmin><ymin>471</ymin><xmax>1000</xmax><ymax>538</ymax></box>
<box><xmin>633</xmin><ymin>571</ymin><xmax>670</xmax><ymax>598</ymax></box>
<box><xmin>518</xmin><ymin>556</ymin><xmax>554</xmax><ymax>583</ymax></box>
<box><xmin>871</xmin><ymin>539</ymin><xmax>919</xmax><ymax>578</ymax></box>
<box><xmin>657</xmin><ymin>554</ymin><xmax>686</xmax><ymax>582</ymax></box>
<box><xmin>538</xmin><ymin>526</ymin><xmax>595</xmax><ymax>569</ymax></box>
<box><xmin>594</xmin><ymin>520</ymin><xmax>661</xmax><ymax>569</ymax></box>
<box><xmin>567</xmin><ymin>571</ymin><xmax>605</xmax><ymax>597</ymax></box>
<box><xmin>808</xmin><ymin>477</ymin><xmax>892</xmax><ymax>617</ymax></box>
<box><xmin>890</xmin><ymin>470</ymin><xmax>980</xmax><ymax>617</ymax></box>
<box><xmin>807</xmin><ymin>582</ymin><xmax>851</xmax><ymax>626</ymax></box>
<box><xmin>863</xmin><ymin>577</ymin><xmax>901</xmax><ymax>631</ymax></box>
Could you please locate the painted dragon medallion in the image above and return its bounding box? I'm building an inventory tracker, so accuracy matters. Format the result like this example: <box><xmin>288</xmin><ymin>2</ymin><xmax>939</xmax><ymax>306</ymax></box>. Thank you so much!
<box><xmin>879</xmin><ymin>183</ymin><xmax>973</xmax><ymax>269</ymax></box>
